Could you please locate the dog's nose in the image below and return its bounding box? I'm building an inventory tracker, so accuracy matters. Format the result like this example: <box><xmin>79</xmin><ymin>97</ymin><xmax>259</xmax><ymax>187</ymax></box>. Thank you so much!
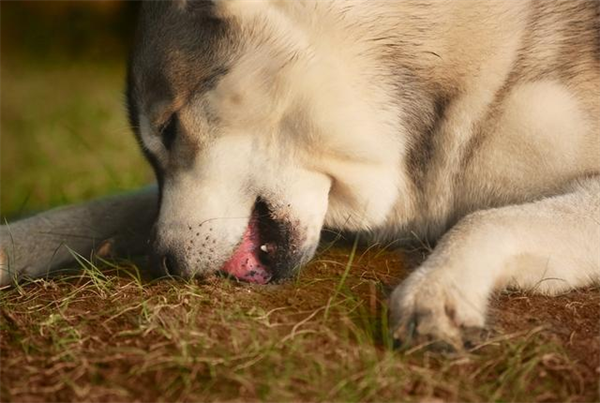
<box><xmin>161</xmin><ymin>252</ymin><xmax>181</xmax><ymax>277</ymax></box>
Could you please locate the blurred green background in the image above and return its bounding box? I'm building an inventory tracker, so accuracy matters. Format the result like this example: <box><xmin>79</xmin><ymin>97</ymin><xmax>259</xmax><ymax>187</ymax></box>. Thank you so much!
<box><xmin>1</xmin><ymin>1</ymin><xmax>153</xmax><ymax>220</ymax></box>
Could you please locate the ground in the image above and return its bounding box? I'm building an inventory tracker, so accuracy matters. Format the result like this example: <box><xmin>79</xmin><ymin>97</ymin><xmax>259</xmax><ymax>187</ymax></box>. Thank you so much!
<box><xmin>1</xmin><ymin>247</ymin><xmax>598</xmax><ymax>402</ymax></box>
<box><xmin>1</xmin><ymin>7</ymin><xmax>599</xmax><ymax>401</ymax></box>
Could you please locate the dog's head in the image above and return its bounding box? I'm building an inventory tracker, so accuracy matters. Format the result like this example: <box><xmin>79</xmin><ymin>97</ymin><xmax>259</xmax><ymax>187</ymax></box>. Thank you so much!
<box><xmin>126</xmin><ymin>0</ymin><xmax>404</xmax><ymax>283</ymax></box>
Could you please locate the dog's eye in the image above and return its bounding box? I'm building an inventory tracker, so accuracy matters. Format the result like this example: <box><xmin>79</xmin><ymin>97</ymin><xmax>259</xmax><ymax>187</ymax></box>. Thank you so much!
<box><xmin>160</xmin><ymin>115</ymin><xmax>177</xmax><ymax>151</ymax></box>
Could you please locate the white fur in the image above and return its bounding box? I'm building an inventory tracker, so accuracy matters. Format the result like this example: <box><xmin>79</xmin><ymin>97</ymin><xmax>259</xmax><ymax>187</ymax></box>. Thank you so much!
<box><xmin>391</xmin><ymin>177</ymin><xmax>600</xmax><ymax>347</ymax></box>
<box><xmin>138</xmin><ymin>0</ymin><xmax>600</xmax><ymax>346</ymax></box>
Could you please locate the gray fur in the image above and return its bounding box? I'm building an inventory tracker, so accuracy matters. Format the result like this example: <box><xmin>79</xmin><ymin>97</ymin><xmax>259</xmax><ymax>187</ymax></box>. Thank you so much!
<box><xmin>1</xmin><ymin>187</ymin><xmax>157</xmax><ymax>284</ymax></box>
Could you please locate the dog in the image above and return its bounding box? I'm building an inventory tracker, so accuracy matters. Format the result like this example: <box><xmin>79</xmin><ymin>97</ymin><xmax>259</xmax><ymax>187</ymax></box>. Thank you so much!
<box><xmin>2</xmin><ymin>0</ymin><xmax>599</xmax><ymax>349</ymax></box>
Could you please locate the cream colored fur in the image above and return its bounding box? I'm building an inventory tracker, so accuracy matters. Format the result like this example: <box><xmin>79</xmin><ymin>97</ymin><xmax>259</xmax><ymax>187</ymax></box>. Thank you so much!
<box><xmin>3</xmin><ymin>0</ymin><xmax>598</xmax><ymax>349</ymax></box>
<box><xmin>198</xmin><ymin>0</ymin><xmax>599</xmax><ymax>347</ymax></box>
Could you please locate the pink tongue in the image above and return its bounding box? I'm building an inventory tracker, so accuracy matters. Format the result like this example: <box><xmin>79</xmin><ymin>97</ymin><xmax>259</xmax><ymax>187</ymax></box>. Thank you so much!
<box><xmin>220</xmin><ymin>214</ymin><xmax>272</xmax><ymax>284</ymax></box>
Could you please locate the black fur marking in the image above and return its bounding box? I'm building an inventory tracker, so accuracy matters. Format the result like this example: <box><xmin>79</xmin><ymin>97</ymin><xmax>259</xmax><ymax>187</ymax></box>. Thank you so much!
<box><xmin>125</xmin><ymin>64</ymin><xmax>165</xmax><ymax>199</ymax></box>
<box><xmin>405</xmin><ymin>91</ymin><xmax>451</xmax><ymax>190</ymax></box>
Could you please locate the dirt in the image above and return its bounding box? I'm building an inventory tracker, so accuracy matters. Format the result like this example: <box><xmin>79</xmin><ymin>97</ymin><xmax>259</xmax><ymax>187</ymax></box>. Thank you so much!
<box><xmin>492</xmin><ymin>289</ymin><xmax>600</xmax><ymax>390</ymax></box>
<box><xmin>1</xmin><ymin>244</ymin><xmax>598</xmax><ymax>402</ymax></box>
<box><xmin>251</xmin><ymin>244</ymin><xmax>600</xmax><ymax>398</ymax></box>
<box><xmin>278</xmin><ymin>245</ymin><xmax>600</xmax><ymax>398</ymax></box>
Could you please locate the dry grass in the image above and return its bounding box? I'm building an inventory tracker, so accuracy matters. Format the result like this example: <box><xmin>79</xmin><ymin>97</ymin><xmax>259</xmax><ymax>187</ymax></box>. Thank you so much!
<box><xmin>1</xmin><ymin>245</ymin><xmax>599</xmax><ymax>402</ymax></box>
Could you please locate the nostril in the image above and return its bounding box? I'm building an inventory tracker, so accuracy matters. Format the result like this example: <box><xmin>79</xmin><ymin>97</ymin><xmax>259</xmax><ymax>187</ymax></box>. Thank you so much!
<box><xmin>162</xmin><ymin>253</ymin><xmax>179</xmax><ymax>276</ymax></box>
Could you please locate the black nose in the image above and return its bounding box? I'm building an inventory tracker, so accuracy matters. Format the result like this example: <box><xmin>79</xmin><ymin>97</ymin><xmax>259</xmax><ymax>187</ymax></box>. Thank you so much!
<box><xmin>161</xmin><ymin>252</ymin><xmax>181</xmax><ymax>277</ymax></box>
<box><xmin>149</xmin><ymin>249</ymin><xmax>183</xmax><ymax>278</ymax></box>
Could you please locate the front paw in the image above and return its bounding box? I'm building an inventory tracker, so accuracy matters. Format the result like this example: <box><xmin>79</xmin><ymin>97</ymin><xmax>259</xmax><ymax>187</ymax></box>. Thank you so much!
<box><xmin>390</xmin><ymin>271</ymin><xmax>489</xmax><ymax>351</ymax></box>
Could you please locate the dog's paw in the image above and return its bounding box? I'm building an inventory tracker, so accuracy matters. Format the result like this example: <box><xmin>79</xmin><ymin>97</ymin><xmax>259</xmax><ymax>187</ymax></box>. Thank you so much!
<box><xmin>389</xmin><ymin>269</ymin><xmax>488</xmax><ymax>351</ymax></box>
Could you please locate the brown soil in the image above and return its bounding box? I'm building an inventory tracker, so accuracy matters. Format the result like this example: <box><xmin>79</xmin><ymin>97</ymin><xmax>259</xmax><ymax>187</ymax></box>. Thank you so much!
<box><xmin>262</xmin><ymin>245</ymin><xmax>600</xmax><ymax>400</ymax></box>
<box><xmin>1</xmin><ymin>244</ymin><xmax>598</xmax><ymax>402</ymax></box>
<box><xmin>492</xmin><ymin>289</ymin><xmax>600</xmax><ymax>393</ymax></box>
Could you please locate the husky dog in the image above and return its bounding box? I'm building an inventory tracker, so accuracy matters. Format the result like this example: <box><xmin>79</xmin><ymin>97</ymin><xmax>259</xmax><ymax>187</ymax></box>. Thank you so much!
<box><xmin>2</xmin><ymin>0</ymin><xmax>599</xmax><ymax>348</ymax></box>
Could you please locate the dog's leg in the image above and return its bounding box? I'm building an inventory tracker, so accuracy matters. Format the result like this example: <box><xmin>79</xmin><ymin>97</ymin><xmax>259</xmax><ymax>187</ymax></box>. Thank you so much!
<box><xmin>390</xmin><ymin>176</ymin><xmax>600</xmax><ymax>349</ymax></box>
<box><xmin>0</xmin><ymin>185</ymin><xmax>158</xmax><ymax>286</ymax></box>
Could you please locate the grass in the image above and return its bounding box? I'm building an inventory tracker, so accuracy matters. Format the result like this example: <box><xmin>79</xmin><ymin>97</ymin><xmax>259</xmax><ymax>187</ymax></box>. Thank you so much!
<box><xmin>1</xmin><ymin>251</ymin><xmax>597</xmax><ymax>402</ymax></box>
<box><xmin>1</xmin><ymin>56</ymin><xmax>151</xmax><ymax>218</ymax></box>
<box><xmin>1</xmin><ymin>24</ymin><xmax>599</xmax><ymax>403</ymax></box>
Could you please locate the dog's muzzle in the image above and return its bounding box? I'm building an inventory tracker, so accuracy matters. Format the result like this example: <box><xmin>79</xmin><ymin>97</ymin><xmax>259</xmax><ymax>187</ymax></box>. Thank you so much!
<box><xmin>150</xmin><ymin>199</ymin><xmax>304</xmax><ymax>284</ymax></box>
